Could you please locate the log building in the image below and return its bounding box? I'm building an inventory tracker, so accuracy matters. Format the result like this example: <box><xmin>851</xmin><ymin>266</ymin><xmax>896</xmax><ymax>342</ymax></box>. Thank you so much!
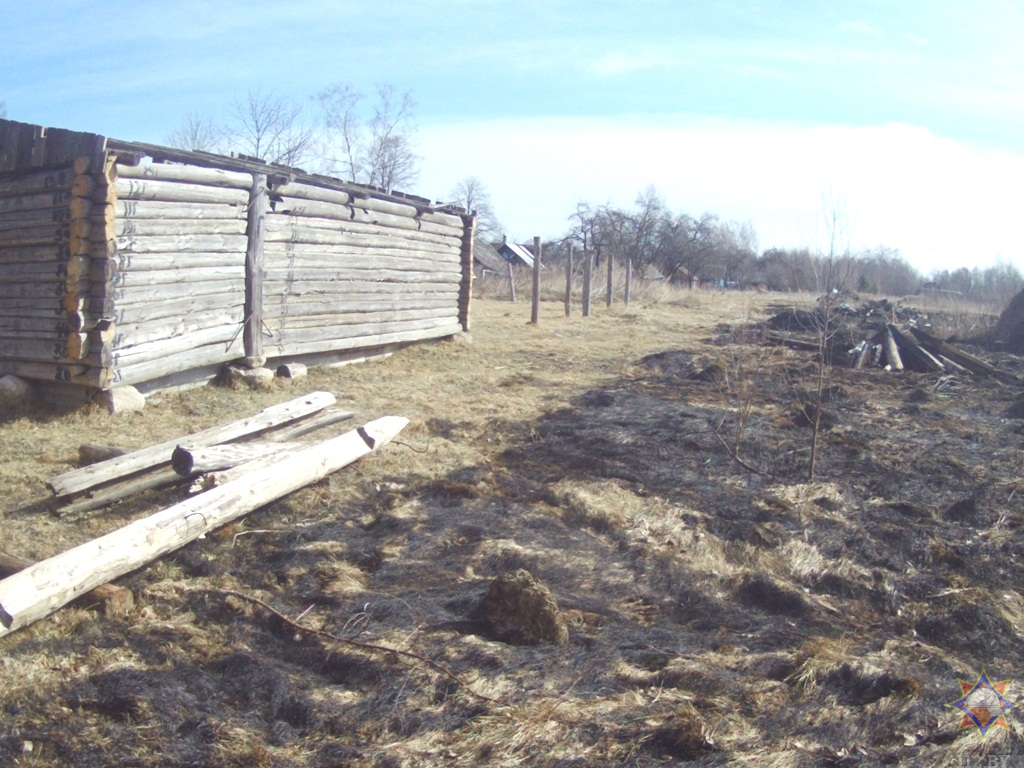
<box><xmin>0</xmin><ymin>119</ymin><xmax>474</xmax><ymax>401</ymax></box>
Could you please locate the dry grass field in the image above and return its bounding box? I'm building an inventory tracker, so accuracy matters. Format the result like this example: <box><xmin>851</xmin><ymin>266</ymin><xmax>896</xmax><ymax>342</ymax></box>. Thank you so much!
<box><xmin>2</xmin><ymin>283</ymin><xmax>1024</xmax><ymax>767</ymax></box>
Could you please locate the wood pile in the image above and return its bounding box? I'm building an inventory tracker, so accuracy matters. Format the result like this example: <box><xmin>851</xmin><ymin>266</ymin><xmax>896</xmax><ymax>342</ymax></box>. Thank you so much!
<box><xmin>764</xmin><ymin>300</ymin><xmax>1022</xmax><ymax>383</ymax></box>
<box><xmin>0</xmin><ymin>392</ymin><xmax>406</xmax><ymax>638</ymax></box>
<box><xmin>0</xmin><ymin>119</ymin><xmax>474</xmax><ymax>399</ymax></box>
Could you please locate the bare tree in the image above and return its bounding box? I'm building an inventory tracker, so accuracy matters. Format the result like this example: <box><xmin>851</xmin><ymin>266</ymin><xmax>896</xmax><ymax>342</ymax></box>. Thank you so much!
<box><xmin>316</xmin><ymin>83</ymin><xmax>419</xmax><ymax>191</ymax></box>
<box><xmin>448</xmin><ymin>176</ymin><xmax>502</xmax><ymax>239</ymax></box>
<box><xmin>226</xmin><ymin>89</ymin><xmax>317</xmax><ymax>167</ymax></box>
<box><xmin>165</xmin><ymin>113</ymin><xmax>224</xmax><ymax>153</ymax></box>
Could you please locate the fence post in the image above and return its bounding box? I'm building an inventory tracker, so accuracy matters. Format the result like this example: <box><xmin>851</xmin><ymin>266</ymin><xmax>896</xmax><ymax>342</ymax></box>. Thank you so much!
<box><xmin>507</xmin><ymin>262</ymin><xmax>516</xmax><ymax>302</ymax></box>
<box><xmin>582</xmin><ymin>249</ymin><xmax>592</xmax><ymax>317</ymax></box>
<box><xmin>457</xmin><ymin>214</ymin><xmax>476</xmax><ymax>332</ymax></box>
<box><xmin>531</xmin><ymin>236</ymin><xmax>542</xmax><ymax>325</ymax></box>
<box><xmin>606</xmin><ymin>250</ymin><xmax>613</xmax><ymax>308</ymax></box>
<box><xmin>243</xmin><ymin>172</ymin><xmax>267</xmax><ymax>364</ymax></box>
<box><xmin>624</xmin><ymin>258</ymin><xmax>632</xmax><ymax>306</ymax></box>
<box><xmin>565</xmin><ymin>242</ymin><xmax>573</xmax><ymax>317</ymax></box>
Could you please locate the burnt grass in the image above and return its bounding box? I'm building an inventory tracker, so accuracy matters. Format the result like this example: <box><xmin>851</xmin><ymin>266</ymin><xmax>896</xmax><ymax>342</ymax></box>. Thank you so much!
<box><xmin>3</xmin><ymin>297</ymin><xmax>1024</xmax><ymax>766</ymax></box>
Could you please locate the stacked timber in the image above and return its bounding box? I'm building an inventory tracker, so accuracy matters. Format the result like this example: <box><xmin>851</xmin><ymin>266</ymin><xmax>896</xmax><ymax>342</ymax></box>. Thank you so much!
<box><xmin>0</xmin><ymin>158</ymin><xmax>111</xmax><ymax>387</ymax></box>
<box><xmin>89</xmin><ymin>162</ymin><xmax>250</xmax><ymax>389</ymax></box>
<box><xmin>263</xmin><ymin>181</ymin><xmax>465</xmax><ymax>357</ymax></box>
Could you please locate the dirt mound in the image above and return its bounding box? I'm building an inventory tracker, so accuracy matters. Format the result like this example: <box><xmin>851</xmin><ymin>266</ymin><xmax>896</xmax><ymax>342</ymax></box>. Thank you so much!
<box><xmin>478</xmin><ymin>569</ymin><xmax>569</xmax><ymax>646</ymax></box>
<box><xmin>992</xmin><ymin>288</ymin><xmax>1024</xmax><ymax>350</ymax></box>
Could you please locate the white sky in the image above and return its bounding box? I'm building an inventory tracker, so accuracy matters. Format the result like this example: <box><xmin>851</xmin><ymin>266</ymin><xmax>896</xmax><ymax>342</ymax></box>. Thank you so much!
<box><xmin>3</xmin><ymin>1</ymin><xmax>1023</xmax><ymax>274</ymax></box>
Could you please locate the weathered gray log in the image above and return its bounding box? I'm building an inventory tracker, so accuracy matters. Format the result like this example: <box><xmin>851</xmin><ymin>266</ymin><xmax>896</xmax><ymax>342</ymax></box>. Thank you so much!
<box><xmin>109</xmin><ymin>199</ymin><xmax>246</xmax><ymax>220</ymax></box>
<box><xmin>270</xmin><ymin>321</ymin><xmax>463</xmax><ymax>357</ymax></box>
<box><xmin>0</xmin><ymin>550</ymin><xmax>133</xmax><ymax>618</ymax></box>
<box><xmin>107</xmin><ymin>324</ymin><xmax>242</xmax><ymax>366</ymax></box>
<box><xmin>888</xmin><ymin>325</ymin><xmax>944</xmax><ymax>372</ymax></box>
<box><xmin>0</xmin><ymin>190</ymin><xmax>74</xmax><ymax>217</ymax></box>
<box><xmin>275</xmin><ymin>198</ymin><xmax>461</xmax><ymax>237</ymax></box>
<box><xmin>0</xmin><ymin>201</ymin><xmax>87</xmax><ymax>226</ymax></box>
<box><xmin>0</xmin><ymin>242</ymin><xmax>72</xmax><ymax>264</ymax></box>
<box><xmin>109</xmin><ymin>314</ymin><xmax>241</xmax><ymax>351</ymax></box>
<box><xmin>47</xmin><ymin>391</ymin><xmax>337</xmax><ymax>497</ymax></box>
<box><xmin>274</xmin><ymin>181</ymin><xmax>463</xmax><ymax>228</ymax></box>
<box><xmin>531</xmin><ymin>236</ymin><xmax>541</xmax><ymax>325</ymax></box>
<box><xmin>172</xmin><ymin>441</ymin><xmax>304</xmax><ymax>476</ymax></box>
<box><xmin>53</xmin><ymin>467</ymin><xmax>184</xmax><ymax>518</ymax></box>
<box><xmin>92</xmin><ymin>278</ymin><xmax>245</xmax><ymax>308</ymax></box>
<box><xmin>261</xmin><ymin>267</ymin><xmax>461</xmax><ymax>284</ymax></box>
<box><xmin>103</xmin><ymin>295</ymin><xmax>243</xmax><ymax>326</ymax></box>
<box><xmin>262</xmin><ymin>229</ymin><xmax>459</xmax><ymax>257</ymax></box>
<box><xmin>95</xmin><ymin>252</ymin><xmax>244</xmax><ymax>272</ymax></box>
<box><xmin>267</xmin><ymin>215</ymin><xmax>462</xmax><ymax>247</ymax></box>
<box><xmin>116</xmin><ymin>162</ymin><xmax>253</xmax><ymax>189</ymax></box>
<box><xmin>0</xmin><ymin>416</ymin><xmax>407</xmax><ymax>638</ymax></box>
<box><xmin>115</xmin><ymin>178</ymin><xmax>249</xmax><ymax>205</ymax></box>
<box><xmin>264</xmin><ymin>220</ymin><xmax>460</xmax><ymax>251</ymax></box>
<box><xmin>108</xmin><ymin>233</ymin><xmax>249</xmax><ymax>254</ymax></box>
<box><xmin>263</xmin><ymin>306</ymin><xmax>455</xmax><ymax>332</ymax></box>
<box><xmin>188</xmin><ymin>444</ymin><xmax>311</xmax><ymax>493</ymax></box>
<box><xmin>244</xmin><ymin>173</ymin><xmax>268</xmax><ymax>362</ymax></box>
<box><xmin>102</xmin><ymin>218</ymin><xmax>248</xmax><ymax>238</ymax></box>
<box><xmin>107</xmin><ymin>341</ymin><xmax>244</xmax><ymax>388</ymax></box>
<box><xmin>263</xmin><ymin>245</ymin><xmax>461</xmax><ymax>269</ymax></box>
<box><xmin>882</xmin><ymin>325</ymin><xmax>904</xmax><ymax>371</ymax></box>
<box><xmin>261</xmin><ymin>295</ymin><xmax>454</xmax><ymax>317</ymax></box>
<box><xmin>910</xmin><ymin>327</ymin><xmax>1022</xmax><ymax>384</ymax></box>
<box><xmin>0</xmin><ymin>167</ymin><xmax>76</xmax><ymax>198</ymax></box>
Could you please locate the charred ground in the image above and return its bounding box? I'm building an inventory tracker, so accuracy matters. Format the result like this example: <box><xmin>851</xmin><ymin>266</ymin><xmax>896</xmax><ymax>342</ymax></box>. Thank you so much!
<box><xmin>2</xmin><ymin>292</ymin><xmax>1023</xmax><ymax>767</ymax></box>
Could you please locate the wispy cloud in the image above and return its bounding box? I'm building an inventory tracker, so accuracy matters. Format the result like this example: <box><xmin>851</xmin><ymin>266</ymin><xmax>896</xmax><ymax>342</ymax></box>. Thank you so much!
<box><xmin>839</xmin><ymin>20</ymin><xmax>884</xmax><ymax>36</ymax></box>
<box><xmin>586</xmin><ymin>51</ymin><xmax>683</xmax><ymax>76</ymax></box>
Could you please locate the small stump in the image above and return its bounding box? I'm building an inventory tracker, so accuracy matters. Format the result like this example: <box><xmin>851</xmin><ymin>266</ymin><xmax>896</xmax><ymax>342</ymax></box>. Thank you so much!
<box><xmin>479</xmin><ymin>569</ymin><xmax>569</xmax><ymax>646</ymax></box>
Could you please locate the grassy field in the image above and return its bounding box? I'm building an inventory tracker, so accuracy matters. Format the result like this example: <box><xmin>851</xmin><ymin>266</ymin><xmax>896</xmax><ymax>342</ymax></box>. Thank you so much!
<box><xmin>2</xmin><ymin>285</ymin><xmax>1023</xmax><ymax>767</ymax></box>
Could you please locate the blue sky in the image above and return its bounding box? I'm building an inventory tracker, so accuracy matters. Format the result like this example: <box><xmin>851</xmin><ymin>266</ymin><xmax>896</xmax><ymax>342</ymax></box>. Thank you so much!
<box><xmin>3</xmin><ymin>1</ymin><xmax>1023</xmax><ymax>274</ymax></box>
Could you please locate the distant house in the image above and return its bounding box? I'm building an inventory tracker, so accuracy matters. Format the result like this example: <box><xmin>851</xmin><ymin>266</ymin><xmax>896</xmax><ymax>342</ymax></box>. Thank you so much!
<box><xmin>498</xmin><ymin>241</ymin><xmax>535</xmax><ymax>269</ymax></box>
<box><xmin>473</xmin><ymin>238</ymin><xmax>507</xmax><ymax>275</ymax></box>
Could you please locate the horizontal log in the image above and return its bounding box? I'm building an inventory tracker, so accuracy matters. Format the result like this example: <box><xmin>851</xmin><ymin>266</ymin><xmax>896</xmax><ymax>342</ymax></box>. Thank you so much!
<box><xmin>91</xmin><ymin>261</ymin><xmax>242</xmax><ymax>288</ymax></box>
<box><xmin>270</xmin><ymin>322</ymin><xmax>462</xmax><ymax>358</ymax></box>
<box><xmin>0</xmin><ymin>315</ymin><xmax>71</xmax><ymax>336</ymax></box>
<box><xmin>0</xmin><ymin>259</ymin><xmax>75</xmax><ymax>281</ymax></box>
<box><xmin>97</xmin><ymin>251</ymin><xmax>243</xmax><ymax>273</ymax></box>
<box><xmin>266</xmin><ymin>217</ymin><xmax>462</xmax><ymax>250</ymax></box>
<box><xmin>0</xmin><ymin>189</ymin><xmax>76</xmax><ymax>215</ymax></box>
<box><xmin>276</xmin><ymin>198</ymin><xmax>461</xmax><ymax>237</ymax></box>
<box><xmin>0</xmin><ymin>333</ymin><xmax>94</xmax><ymax>364</ymax></box>
<box><xmin>263</xmin><ymin>244</ymin><xmax>461</xmax><ymax>269</ymax></box>
<box><xmin>103</xmin><ymin>217</ymin><xmax>248</xmax><ymax>238</ymax></box>
<box><xmin>65</xmin><ymin>332</ymin><xmax>90</xmax><ymax>360</ymax></box>
<box><xmin>72</xmin><ymin>174</ymin><xmax>96</xmax><ymax>198</ymax></box>
<box><xmin>265</xmin><ymin>306</ymin><xmax>455</xmax><ymax>332</ymax></box>
<box><xmin>1</xmin><ymin>416</ymin><xmax>406</xmax><ymax>638</ymax></box>
<box><xmin>0</xmin><ymin>359</ymin><xmax>96</xmax><ymax>387</ymax></box>
<box><xmin>0</xmin><ymin>242</ymin><xmax>71</xmax><ymax>264</ymax></box>
<box><xmin>172</xmin><ymin>441</ymin><xmax>304</xmax><ymax>475</ymax></box>
<box><xmin>111</xmin><ymin>199</ymin><xmax>246</xmax><ymax>220</ymax></box>
<box><xmin>263</xmin><ymin>295</ymin><xmax>456</xmax><ymax>318</ymax></box>
<box><xmin>91</xmin><ymin>184</ymin><xmax>117</xmax><ymax>205</ymax></box>
<box><xmin>0</xmin><ymin>278</ymin><xmax>87</xmax><ymax>301</ymax></box>
<box><xmin>0</xmin><ymin>200</ymin><xmax>84</xmax><ymax>227</ymax></box>
<box><xmin>0</xmin><ymin>550</ymin><xmax>133</xmax><ymax>618</ymax></box>
<box><xmin>0</xmin><ymin>167</ymin><xmax>75</xmax><ymax>198</ymax></box>
<box><xmin>116</xmin><ymin>162</ymin><xmax>253</xmax><ymax>189</ymax></box>
<box><xmin>108</xmin><ymin>337</ymin><xmax>241</xmax><ymax>388</ymax></box>
<box><xmin>109</xmin><ymin>232</ymin><xmax>249</xmax><ymax>254</ymax></box>
<box><xmin>0</xmin><ymin>221</ymin><xmax>73</xmax><ymax>245</ymax></box>
<box><xmin>115</xmin><ymin>178</ymin><xmax>249</xmax><ymax>206</ymax></box>
<box><xmin>101</xmin><ymin>294</ymin><xmax>243</xmax><ymax>326</ymax></box>
<box><xmin>55</xmin><ymin>467</ymin><xmax>184</xmax><ymax>518</ymax></box>
<box><xmin>106</xmin><ymin>324</ymin><xmax>243</xmax><ymax>368</ymax></box>
<box><xmin>274</xmin><ymin>182</ymin><xmax>462</xmax><ymax>228</ymax></box>
<box><xmin>90</xmin><ymin>278</ymin><xmax>244</xmax><ymax>309</ymax></box>
<box><xmin>910</xmin><ymin>327</ymin><xmax>1022</xmax><ymax>384</ymax></box>
<box><xmin>265</xmin><ymin>279</ymin><xmax>459</xmax><ymax>297</ymax></box>
<box><xmin>110</xmin><ymin>313</ymin><xmax>242</xmax><ymax>351</ymax></box>
<box><xmin>263</xmin><ymin>266</ymin><xmax>462</xmax><ymax>284</ymax></box>
<box><xmin>47</xmin><ymin>391</ymin><xmax>338</xmax><ymax>497</ymax></box>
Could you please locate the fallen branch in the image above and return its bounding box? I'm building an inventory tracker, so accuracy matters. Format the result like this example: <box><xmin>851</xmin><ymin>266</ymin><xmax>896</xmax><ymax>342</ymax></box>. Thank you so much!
<box><xmin>207</xmin><ymin>588</ymin><xmax>500</xmax><ymax>704</ymax></box>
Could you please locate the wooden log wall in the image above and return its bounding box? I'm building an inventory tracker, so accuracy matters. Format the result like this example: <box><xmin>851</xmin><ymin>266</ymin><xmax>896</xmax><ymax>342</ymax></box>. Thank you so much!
<box><xmin>1</xmin><ymin>119</ymin><xmax>473</xmax><ymax>395</ymax></box>
<box><xmin>261</xmin><ymin>180</ymin><xmax>464</xmax><ymax>357</ymax></box>
<box><xmin>92</xmin><ymin>162</ymin><xmax>250</xmax><ymax>388</ymax></box>
<box><xmin>0</xmin><ymin>158</ymin><xmax>113</xmax><ymax>387</ymax></box>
